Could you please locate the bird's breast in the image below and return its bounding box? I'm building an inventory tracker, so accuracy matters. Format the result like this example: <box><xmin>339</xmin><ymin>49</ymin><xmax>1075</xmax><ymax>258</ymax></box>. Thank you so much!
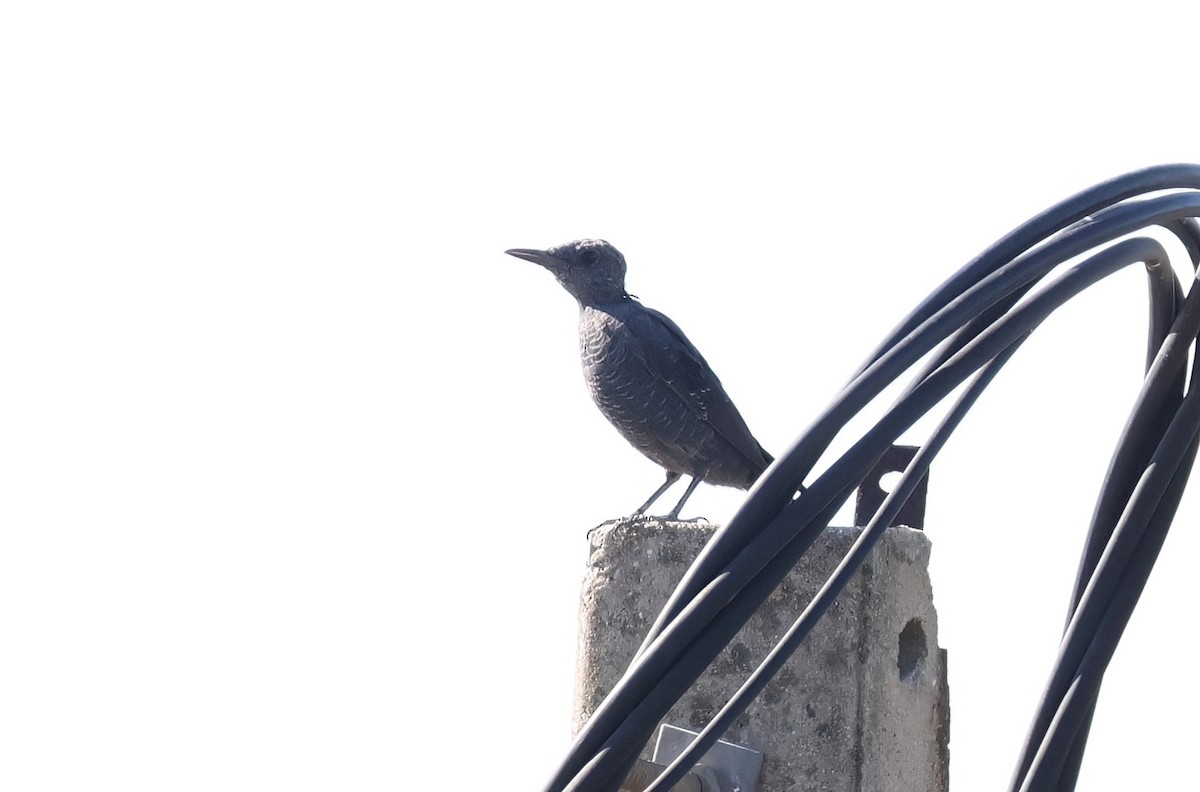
<box><xmin>577</xmin><ymin>306</ymin><xmax>680</xmax><ymax>455</ymax></box>
<box><xmin>573</xmin><ymin>304</ymin><xmax>764</xmax><ymax>486</ymax></box>
<box><xmin>578</xmin><ymin>306</ymin><xmax>628</xmax><ymax>389</ymax></box>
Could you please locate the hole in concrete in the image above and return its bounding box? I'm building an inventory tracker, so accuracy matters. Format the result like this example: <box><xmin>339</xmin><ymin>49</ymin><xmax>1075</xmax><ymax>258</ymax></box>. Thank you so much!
<box><xmin>898</xmin><ymin>618</ymin><xmax>927</xmax><ymax>680</ymax></box>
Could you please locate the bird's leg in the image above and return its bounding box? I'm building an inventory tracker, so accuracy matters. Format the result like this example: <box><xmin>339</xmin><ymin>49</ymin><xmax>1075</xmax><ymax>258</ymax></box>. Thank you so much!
<box><xmin>666</xmin><ymin>475</ymin><xmax>705</xmax><ymax>520</ymax></box>
<box><xmin>633</xmin><ymin>471</ymin><xmax>682</xmax><ymax>517</ymax></box>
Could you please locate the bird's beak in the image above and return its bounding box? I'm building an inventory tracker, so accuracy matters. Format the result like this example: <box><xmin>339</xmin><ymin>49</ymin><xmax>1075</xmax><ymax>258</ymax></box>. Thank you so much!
<box><xmin>505</xmin><ymin>248</ymin><xmax>558</xmax><ymax>268</ymax></box>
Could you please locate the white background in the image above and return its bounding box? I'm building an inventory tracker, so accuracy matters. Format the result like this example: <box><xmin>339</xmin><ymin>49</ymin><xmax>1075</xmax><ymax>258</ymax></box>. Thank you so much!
<box><xmin>3</xmin><ymin>2</ymin><xmax>1198</xmax><ymax>789</ymax></box>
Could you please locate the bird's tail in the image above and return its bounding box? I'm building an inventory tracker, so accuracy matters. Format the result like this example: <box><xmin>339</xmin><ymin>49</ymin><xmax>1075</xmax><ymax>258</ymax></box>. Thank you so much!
<box><xmin>756</xmin><ymin>444</ymin><xmax>773</xmax><ymax>473</ymax></box>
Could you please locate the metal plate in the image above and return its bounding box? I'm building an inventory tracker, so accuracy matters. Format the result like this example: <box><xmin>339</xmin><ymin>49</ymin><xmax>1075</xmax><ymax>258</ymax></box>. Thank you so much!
<box><xmin>652</xmin><ymin>724</ymin><xmax>762</xmax><ymax>792</ymax></box>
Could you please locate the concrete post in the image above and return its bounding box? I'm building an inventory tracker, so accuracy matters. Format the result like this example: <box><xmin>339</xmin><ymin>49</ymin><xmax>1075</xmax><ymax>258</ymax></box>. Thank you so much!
<box><xmin>574</xmin><ymin>518</ymin><xmax>948</xmax><ymax>792</ymax></box>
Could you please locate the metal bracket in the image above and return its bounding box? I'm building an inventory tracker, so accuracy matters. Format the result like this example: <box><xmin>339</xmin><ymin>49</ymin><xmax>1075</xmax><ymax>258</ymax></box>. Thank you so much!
<box><xmin>853</xmin><ymin>444</ymin><xmax>929</xmax><ymax>530</ymax></box>
<box><xmin>651</xmin><ymin>724</ymin><xmax>763</xmax><ymax>792</ymax></box>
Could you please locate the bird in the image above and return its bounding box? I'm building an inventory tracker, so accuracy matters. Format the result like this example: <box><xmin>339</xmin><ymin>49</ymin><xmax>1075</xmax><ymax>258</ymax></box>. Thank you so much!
<box><xmin>505</xmin><ymin>239</ymin><xmax>772</xmax><ymax>520</ymax></box>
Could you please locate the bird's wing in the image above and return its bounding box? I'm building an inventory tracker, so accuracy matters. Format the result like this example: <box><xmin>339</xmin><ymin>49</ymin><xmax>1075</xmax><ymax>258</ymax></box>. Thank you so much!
<box><xmin>623</xmin><ymin>303</ymin><xmax>770</xmax><ymax>468</ymax></box>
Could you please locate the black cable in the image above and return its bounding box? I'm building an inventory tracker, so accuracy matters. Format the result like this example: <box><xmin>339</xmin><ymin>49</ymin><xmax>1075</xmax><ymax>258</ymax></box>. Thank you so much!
<box><xmin>543</xmin><ymin>165</ymin><xmax>1200</xmax><ymax>792</ymax></box>
<box><xmin>643</xmin><ymin>193</ymin><xmax>1200</xmax><ymax>666</ymax></box>
<box><xmin>1045</xmin><ymin>220</ymin><xmax>1200</xmax><ymax>791</ymax></box>
<box><xmin>565</xmin><ymin>236</ymin><xmax>1173</xmax><ymax>791</ymax></box>
<box><xmin>855</xmin><ymin>164</ymin><xmax>1200</xmax><ymax>375</ymax></box>
<box><xmin>1019</xmin><ymin>380</ymin><xmax>1200</xmax><ymax>792</ymax></box>
<box><xmin>1011</xmin><ymin>269</ymin><xmax>1200</xmax><ymax>791</ymax></box>
<box><xmin>645</xmin><ymin>338</ymin><xmax>1028</xmax><ymax>792</ymax></box>
<box><xmin>648</xmin><ymin>234</ymin><xmax>1177</xmax><ymax>790</ymax></box>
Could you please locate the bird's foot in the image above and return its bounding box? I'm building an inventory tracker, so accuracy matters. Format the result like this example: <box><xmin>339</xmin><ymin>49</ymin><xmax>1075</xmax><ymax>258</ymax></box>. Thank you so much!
<box><xmin>589</xmin><ymin>514</ymin><xmax>655</xmax><ymax>536</ymax></box>
<box><xmin>624</xmin><ymin>512</ymin><xmax>710</xmax><ymax>524</ymax></box>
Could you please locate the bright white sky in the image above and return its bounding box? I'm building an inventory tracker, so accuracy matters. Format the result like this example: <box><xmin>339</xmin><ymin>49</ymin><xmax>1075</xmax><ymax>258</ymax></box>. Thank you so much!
<box><xmin>3</xmin><ymin>2</ymin><xmax>1199</xmax><ymax>790</ymax></box>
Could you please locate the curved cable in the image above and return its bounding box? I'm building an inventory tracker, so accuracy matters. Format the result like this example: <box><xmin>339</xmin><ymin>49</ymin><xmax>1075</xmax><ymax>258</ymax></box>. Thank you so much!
<box><xmin>543</xmin><ymin>165</ymin><xmax>1200</xmax><ymax>792</ymax></box>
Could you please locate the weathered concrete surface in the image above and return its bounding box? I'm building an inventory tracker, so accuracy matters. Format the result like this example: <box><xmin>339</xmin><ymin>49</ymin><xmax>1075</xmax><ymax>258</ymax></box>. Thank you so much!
<box><xmin>574</xmin><ymin>518</ymin><xmax>948</xmax><ymax>792</ymax></box>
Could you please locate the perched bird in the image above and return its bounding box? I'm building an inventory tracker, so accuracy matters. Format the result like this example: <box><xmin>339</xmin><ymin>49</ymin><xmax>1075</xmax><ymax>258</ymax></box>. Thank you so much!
<box><xmin>505</xmin><ymin>239</ymin><xmax>772</xmax><ymax>519</ymax></box>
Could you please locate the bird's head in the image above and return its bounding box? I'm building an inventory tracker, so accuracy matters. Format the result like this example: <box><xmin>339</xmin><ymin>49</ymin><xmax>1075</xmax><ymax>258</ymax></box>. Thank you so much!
<box><xmin>505</xmin><ymin>239</ymin><xmax>629</xmax><ymax>306</ymax></box>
